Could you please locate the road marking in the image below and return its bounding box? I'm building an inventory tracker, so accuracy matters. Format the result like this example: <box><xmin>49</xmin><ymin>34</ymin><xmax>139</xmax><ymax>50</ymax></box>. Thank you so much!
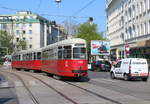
<box><xmin>0</xmin><ymin>82</ymin><xmax>9</xmax><ymax>88</ymax></box>
<box><xmin>92</xmin><ymin>78</ymin><xmax>118</xmax><ymax>83</ymax></box>
<box><xmin>14</xmin><ymin>81</ymin><xmax>23</xmax><ymax>87</ymax></box>
<box><xmin>29</xmin><ymin>80</ymin><xmax>38</xmax><ymax>86</ymax></box>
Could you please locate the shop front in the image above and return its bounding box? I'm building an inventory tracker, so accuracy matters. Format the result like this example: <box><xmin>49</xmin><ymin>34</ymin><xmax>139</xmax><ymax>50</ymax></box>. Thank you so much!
<box><xmin>130</xmin><ymin>40</ymin><xmax>150</xmax><ymax>62</ymax></box>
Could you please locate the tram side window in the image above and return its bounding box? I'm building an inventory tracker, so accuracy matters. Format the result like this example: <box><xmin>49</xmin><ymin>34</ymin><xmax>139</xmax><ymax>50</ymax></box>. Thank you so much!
<box><xmin>37</xmin><ymin>52</ymin><xmax>41</xmax><ymax>60</ymax></box>
<box><xmin>28</xmin><ymin>53</ymin><xmax>32</xmax><ymax>60</ymax></box>
<box><xmin>13</xmin><ymin>55</ymin><xmax>21</xmax><ymax>61</ymax></box>
<box><xmin>58</xmin><ymin>46</ymin><xmax>63</xmax><ymax>59</ymax></box>
<box><xmin>42</xmin><ymin>51</ymin><xmax>47</xmax><ymax>60</ymax></box>
<box><xmin>63</xmin><ymin>46</ymin><xmax>72</xmax><ymax>59</ymax></box>
<box><xmin>34</xmin><ymin>52</ymin><xmax>36</xmax><ymax>60</ymax></box>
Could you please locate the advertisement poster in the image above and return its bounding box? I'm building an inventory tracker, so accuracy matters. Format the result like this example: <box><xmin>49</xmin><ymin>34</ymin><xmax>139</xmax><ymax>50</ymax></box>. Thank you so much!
<box><xmin>91</xmin><ymin>40</ymin><xmax>110</xmax><ymax>55</ymax></box>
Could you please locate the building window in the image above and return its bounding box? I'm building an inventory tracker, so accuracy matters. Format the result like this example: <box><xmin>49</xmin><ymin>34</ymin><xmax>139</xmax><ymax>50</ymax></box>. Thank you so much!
<box><xmin>143</xmin><ymin>0</ymin><xmax>146</xmax><ymax>12</ymax></box>
<box><xmin>136</xmin><ymin>25</ymin><xmax>139</xmax><ymax>37</ymax></box>
<box><xmin>16</xmin><ymin>24</ymin><xmax>19</xmax><ymax>27</ymax></box>
<box><xmin>22</xmin><ymin>30</ymin><xmax>26</xmax><ymax>34</ymax></box>
<box><xmin>147</xmin><ymin>0</ymin><xmax>150</xmax><ymax>10</ymax></box>
<box><xmin>132</xmin><ymin>5</ymin><xmax>135</xmax><ymax>18</ymax></box>
<box><xmin>140</xmin><ymin>24</ymin><xmax>143</xmax><ymax>35</ymax></box>
<box><xmin>23</xmin><ymin>37</ymin><xmax>26</xmax><ymax>40</ymax></box>
<box><xmin>16</xmin><ymin>38</ymin><xmax>19</xmax><ymax>42</ymax></box>
<box><xmin>16</xmin><ymin>30</ymin><xmax>20</xmax><ymax>34</ymax></box>
<box><xmin>144</xmin><ymin>22</ymin><xmax>146</xmax><ymax>35</ymax></box>
<box><xmin>129</xmin><ymin>27</ymin><xmax>132</xmax><ymax>38</ymax></box>
<box><xmin>140</xmin><ymin>2</ymin><xmax>143</xmax><ymax>14</ymax></box>
<box><xmin>148</xmin><ymin>21</ymin><xmax>150</xmax><ymax>34</ymax></box>
<box><xmin>133</xmin><ymin>25</ymin><xmax>135</xmax><ymax>37</ymax></box>
<box><xmin>29</xmin><ymin>37</ymin><xmax>32</xmax><ymax>42</ymax></box>
<box><xmin>137</xmin><ymin>4</ymin><xmax>139</xmax><ymax>16</ymax></box>
<box><xmin>128</xmin><ymin>7</ymin><xmax>132</xmax><ymax>19</ymax></box>
<box><xmin>29</xmin><ymin>23</ymin><xmax>32</xmax><ymax>27</ymax></box>
<box><xmin>29</xmin><ymin>30</ymin><xmax>32</xmax><ymax>34</ymax></box>
<box><xmin>29</xmin><ymin>44</ymin><xmax>32</xmax><ymax>48</ymax></box>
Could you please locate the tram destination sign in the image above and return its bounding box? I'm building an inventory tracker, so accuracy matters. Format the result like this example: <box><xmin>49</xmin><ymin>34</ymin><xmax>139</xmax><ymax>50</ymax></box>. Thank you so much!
<box><xmin>91</xmin><ymin>40</ymin><xmax>110</xmax><ymax>55</ymax></box>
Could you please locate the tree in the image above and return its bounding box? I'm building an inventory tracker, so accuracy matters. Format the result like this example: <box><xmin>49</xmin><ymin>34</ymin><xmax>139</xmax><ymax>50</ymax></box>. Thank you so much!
<box><xmin>62</xmin><ymin>19</ymin><xmax>78</xmax><ymax>37</ymax></box>
<box><xmin>17</xmin><ymin>40</ymin><xmax>27</xmax><ymax>50</ymax></box>
<box><xmin>0</xmin><ymin>30</ymin><xmax>13</xmax><ymax>54</ymax></box>
<box><xmin>75</xmin><ymin>22</ymin><xmax>104</xmax><ymax>61</ymax></box>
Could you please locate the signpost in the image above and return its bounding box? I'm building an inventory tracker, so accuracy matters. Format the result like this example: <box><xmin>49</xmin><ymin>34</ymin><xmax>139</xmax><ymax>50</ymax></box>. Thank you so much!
<box><xmin>125</xmin><ymin>44</ymin><xmax>130</xmax><ymax>58</ymax></box>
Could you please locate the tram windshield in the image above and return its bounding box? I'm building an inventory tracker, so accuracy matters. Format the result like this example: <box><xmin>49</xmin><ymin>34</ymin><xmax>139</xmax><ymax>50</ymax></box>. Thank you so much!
<box><xmin>73</xmin><ymin>47</ymin><xmax>86</xmax><ymax>59</ymax></box>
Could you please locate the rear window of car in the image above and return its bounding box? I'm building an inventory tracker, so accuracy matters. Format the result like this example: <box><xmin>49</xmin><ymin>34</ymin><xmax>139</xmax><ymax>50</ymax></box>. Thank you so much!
<box><xmin>96</xmin><ymin>61</ymin><xmax>102</xmax><ymax>64</ymax></box>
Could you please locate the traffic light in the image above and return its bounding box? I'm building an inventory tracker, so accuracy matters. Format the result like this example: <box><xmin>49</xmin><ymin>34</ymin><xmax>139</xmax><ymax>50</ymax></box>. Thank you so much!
<box><xmin>51</xmin><ymin>21</ymin><xmax>56</xmax><ymax>25</ymax></box>
<box><xmin>89</xmin><ymin>17</ymin><xmax>93</xmax><ymax>22</ymax></box>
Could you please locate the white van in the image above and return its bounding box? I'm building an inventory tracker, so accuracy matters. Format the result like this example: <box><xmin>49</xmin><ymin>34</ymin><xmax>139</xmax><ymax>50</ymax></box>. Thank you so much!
<box><xmin>110</xmin><ymin>58</ymin><xmax>149</xmax><ymax>81</ymax></box>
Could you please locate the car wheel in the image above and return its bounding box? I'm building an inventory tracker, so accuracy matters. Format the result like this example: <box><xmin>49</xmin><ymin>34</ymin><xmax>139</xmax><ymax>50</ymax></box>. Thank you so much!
<box><xmin>124</xmin><ymin>74</ymin><xmax>129</xmax><ymax>81</ymax></box>
<box><xmin>110</xmin><ymin>72</ymin><xmax>115</xmax><ymax>79</ymax></box>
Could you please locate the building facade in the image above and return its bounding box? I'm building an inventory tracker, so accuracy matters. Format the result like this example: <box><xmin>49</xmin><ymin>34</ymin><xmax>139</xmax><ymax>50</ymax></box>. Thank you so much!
<box><xmin>106</xmin><ymin>0</ymin><xmax>150</xmax><ymax>61</ymax></box>
<box><xmin>0</xmin><ymin>11</ymin><xmax>66</xmax><ymax>51</ymax></box>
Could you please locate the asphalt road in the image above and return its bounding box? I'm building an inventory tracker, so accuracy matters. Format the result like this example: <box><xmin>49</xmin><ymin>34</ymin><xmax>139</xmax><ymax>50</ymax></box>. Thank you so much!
<box><xmin>88</xmin><ymin>71</ymin><xmax>150</xmax><ymax>102</ymax></box>
<box><xmin>0</xmin><ymin>67</ymin><xmax>150</xmax><ymax>104</ymax></box>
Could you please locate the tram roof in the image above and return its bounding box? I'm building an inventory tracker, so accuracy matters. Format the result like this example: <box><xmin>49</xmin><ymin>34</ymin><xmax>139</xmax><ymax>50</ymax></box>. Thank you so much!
<box><xmin>42</xmin><ymin>38</ymin><xmax>86</xmax><ymax>50</ymax></box>
<box><xmin>12</xmin><ymin>38</ymin><xmax>86</xmax><ymax>55</ymax></box>
<box><xmin>12</xmin><ymin>48</ymin><xmax>42</xmax><ymax>55</ymax></box>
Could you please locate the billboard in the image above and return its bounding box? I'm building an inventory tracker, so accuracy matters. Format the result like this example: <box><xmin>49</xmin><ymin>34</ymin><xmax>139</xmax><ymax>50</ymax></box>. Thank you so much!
<box><xmin>91</xmin><ymin>40</ymin><xmax>110</xmax><ymax>55</ymax></box>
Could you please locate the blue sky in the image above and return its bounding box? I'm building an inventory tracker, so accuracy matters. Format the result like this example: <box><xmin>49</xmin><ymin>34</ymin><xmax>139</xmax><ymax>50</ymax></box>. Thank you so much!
<box><xmin>0</xmin><ymin>0</ymin><xmax>106</xmax><ymax>32</ymax></box>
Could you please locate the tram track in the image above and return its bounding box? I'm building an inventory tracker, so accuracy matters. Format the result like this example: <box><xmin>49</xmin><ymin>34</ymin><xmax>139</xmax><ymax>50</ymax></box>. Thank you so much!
<box><xmin>64</xmin><ymin>81</ymin><xmax>122</xmax><ymax>104</ymax></box>
<box><xmin>1</xmin><ymin>71</ymin><xmax>40</xmax><ymax>104</ymax></box>
<box><xmin>5</xmin><ymin>70</ymin><xmax>79</xmax><ymax>104</ymax></box>
<box><xmin>17</xmin><ymin>71</ymin><xmax>122</xmax><ymax>104</ymax></box>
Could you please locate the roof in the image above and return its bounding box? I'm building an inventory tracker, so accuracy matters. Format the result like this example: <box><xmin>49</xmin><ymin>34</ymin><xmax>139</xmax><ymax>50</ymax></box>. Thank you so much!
<box><xmin>42</xmin><ymin>38</ymin><xmax>86</xmax><ymax>50</ymax></box>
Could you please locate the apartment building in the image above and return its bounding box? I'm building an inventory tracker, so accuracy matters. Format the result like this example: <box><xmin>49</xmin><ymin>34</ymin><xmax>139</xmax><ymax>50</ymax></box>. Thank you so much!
<box><xmin>0</xmin><ymin>11</ymin><xmax>66</xmax><ymax>50</ymax></box>
<box><xmin>106</xmin><ymin>0</ymin><xmax>150</xmax><ymax>60</ymax></box>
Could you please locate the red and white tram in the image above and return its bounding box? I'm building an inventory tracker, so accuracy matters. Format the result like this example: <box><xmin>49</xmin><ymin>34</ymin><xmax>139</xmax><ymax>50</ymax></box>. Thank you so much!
<box><xmin>12</xmin><ymin>38</ymin><xmax>88</xmax><ymax>78</ymax></box>
<box><xmin>12</xmin><ymin>49</ymin><xmax>42</xmax><ymax>71</ymax></box>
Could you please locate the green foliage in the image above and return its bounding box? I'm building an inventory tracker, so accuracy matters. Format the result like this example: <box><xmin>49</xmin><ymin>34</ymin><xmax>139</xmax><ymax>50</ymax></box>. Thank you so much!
<box><xmin>17</xmin><ymin>40</ymin><xmax>27</xmax><ymax>50</ymax></box>
<box><xmin>0</xmin><ymin>30</ymin><xmax>14</xmax><ymax>63</ymax></box>
<box><xmin>0</xmin><ymin>30</ymin><xmax>13</xmax><ymax>54</ymax></box>
<box><xmin>75</xmin><ymin>22</ymin><xmax>104</xmax><ymax>58</ymax></box>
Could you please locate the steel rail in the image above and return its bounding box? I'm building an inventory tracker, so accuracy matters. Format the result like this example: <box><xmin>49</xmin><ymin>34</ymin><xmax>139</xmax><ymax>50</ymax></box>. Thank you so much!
<box><xmin>20</xmin><ymin>71</ymin><xmax>122</xmax><ymax>104</ymax></box>
<box><xmin>17</xmin><ymin>71</ymin><xmax>79</xmax><ymax>104</ymax></box>
<box><xmin>64</xmin><ymin>81</ymin><xmax>122</xmax><ymax>104</ymax></box>
<box><xmin>1</xmin><ymin>71</ymin><xmax>40</xmax><ymax>104</ymax></box>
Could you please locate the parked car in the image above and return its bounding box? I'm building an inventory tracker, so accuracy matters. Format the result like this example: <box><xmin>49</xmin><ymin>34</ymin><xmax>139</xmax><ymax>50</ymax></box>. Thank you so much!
<box><xmin>91</xmin><ymin>59</ymin><xmax>111</xmax><ymax>72</ymax></box>
<box><xmin>110</xmin><ymin>58</ymin><xmax>149</xmax><ymax>81</ymax></box>
<box><xmin>3</xmin><ymin>61</ymin><xmax>11</xmax><ymax>66</ymax></box>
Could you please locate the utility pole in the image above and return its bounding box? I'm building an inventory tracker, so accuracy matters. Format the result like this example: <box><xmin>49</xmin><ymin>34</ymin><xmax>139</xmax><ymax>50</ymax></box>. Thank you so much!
<box><xmin>55</xmin><ymin>0</ymin><xmax>62</xmax><ymax>42</ymax></box>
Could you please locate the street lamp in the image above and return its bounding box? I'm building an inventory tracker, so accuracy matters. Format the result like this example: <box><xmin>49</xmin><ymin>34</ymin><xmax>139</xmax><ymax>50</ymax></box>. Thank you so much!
<box><xmin>55</xmin><ymin>0</ymin><xmax>61</xmax><ymax>3</ymax></box>
<box><xmin>55</xmin><ymin>0</ymin><xmax>62</xmax><ymax>42</ymax></box>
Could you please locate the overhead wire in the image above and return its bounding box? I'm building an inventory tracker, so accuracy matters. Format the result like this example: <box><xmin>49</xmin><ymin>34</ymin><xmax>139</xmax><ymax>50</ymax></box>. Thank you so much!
<box><xmin>0</xmin><ymin>6</ymin><xmax>20</xmax><ymax>12</ymax></box>
<box><xmin>35</xmin><ymin>0</ymin><xmax>42</xmax><ymax>12</ymax></box>
<box><xmin>72</xmin><ymin>0</ymin><xmax>97</xmax><ymax>16</ymax></box>
<box><xmin>40</xmin><ymin>14</ymin><xmax>89</xmax><ymax>19</ymax></box>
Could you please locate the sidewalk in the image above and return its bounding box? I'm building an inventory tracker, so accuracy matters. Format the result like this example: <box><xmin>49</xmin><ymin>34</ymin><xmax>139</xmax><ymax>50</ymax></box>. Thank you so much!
<box><xmin>0</xmin><ymin>70</ymin><xmax>19</xmax><ymax>104</ymax></box>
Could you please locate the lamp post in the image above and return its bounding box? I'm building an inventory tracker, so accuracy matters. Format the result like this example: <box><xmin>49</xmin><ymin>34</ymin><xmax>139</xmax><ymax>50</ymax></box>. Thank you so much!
<box><xmin>55</xmin><ymin>0</ymin><xmax>62</xmax><ymax>42</ymax></box>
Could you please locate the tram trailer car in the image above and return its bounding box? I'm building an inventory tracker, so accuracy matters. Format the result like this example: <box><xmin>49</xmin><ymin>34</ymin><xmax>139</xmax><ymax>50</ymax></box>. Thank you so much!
<box><xmin>12</xmin><ymin>49</ymin><xmax>42</xmax><ymax>71</ymax></box>
<box><xmin>41</xmin><ymin>38</ymin><xmax>88</xmax><ymax>77</ymax></box>
<box><xmin>12</xmin><ymin>38</ymin><xmax>88</xmax><ymax>78</ymax></box>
